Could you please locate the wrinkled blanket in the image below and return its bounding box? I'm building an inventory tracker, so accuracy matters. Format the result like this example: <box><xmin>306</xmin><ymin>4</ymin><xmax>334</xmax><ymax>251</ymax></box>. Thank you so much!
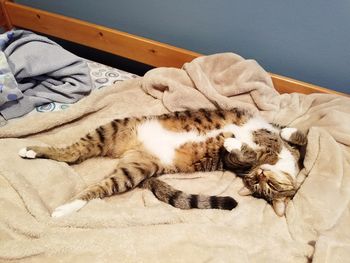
<box><xmin>0</xmin><ymin>30</ymin><xmax>92</xmax><ymax>120</ymax></box>
<box><xmin>0</xmin><ymin>53</ymin><xmax>349</xmax><ymax>263</ymax></box>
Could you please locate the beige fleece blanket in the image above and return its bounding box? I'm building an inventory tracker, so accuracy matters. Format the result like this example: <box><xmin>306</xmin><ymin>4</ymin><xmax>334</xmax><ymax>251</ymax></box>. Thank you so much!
<box><xmin>0</xmin><ymin>53</ymin><xmax>349</xmax><ymax>263</ymax></box>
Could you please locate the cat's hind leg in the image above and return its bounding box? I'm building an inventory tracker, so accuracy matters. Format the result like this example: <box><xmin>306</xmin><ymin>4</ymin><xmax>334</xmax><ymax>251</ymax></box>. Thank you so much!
<box><xmin>18</xmin><ymin>125</ymin><xmax>112</xmax><ymax>164</ymax></box>
<box><xmin>51</xmin><ymin>150</ymin><xmax>160</xmax><ymax>217</ymax></box>
<box><xmin>19</xmin><ymin>142</ymin><xmax>100</xmax><ymax>164</ymax></box>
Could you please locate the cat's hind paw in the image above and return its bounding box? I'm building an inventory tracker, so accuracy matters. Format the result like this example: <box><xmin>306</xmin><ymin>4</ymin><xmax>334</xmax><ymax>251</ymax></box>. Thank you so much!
<box><xmin>224</xmin><ymin>138</ymin><xmax>242</xmax><ymax>152</ymax></box>
<box><xmin>18</xmin><ymin>147</ymin><xmax>37</xmax><ymax>159</ymax></box>
<box><xmin>51</xmin><ymin>199</ymin><xmax>87</xmax><ymax>218</ymax></box>
<box><xmin>280</xmin><ymin>128</ymin><xmax>297</xmax><ymax>141</ymax></box>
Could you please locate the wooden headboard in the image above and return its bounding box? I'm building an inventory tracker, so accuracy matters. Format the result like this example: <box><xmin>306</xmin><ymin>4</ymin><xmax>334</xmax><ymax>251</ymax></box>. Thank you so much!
<box><xmin>0</xmin><ymin>0</ymin><xmax>347</xmax><ymax>96</ymax></box>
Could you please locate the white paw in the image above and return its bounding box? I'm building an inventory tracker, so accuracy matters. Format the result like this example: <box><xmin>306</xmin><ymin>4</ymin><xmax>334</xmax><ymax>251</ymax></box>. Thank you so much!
<box><xmin>224</xmin><ymin>138</ymin><xmax>242</xmax><ymax>152</ymax></box>
<box><xmin>18</xmin><ymin>147</ymin><xmax>37</xmax><ymax>159</ymax></box>
<box><xmin>51</xmin><ymin>199</ymin><xmax>87</xmax><ymax>218</ymax></box>
<box><xmin>280</xmin><ymin>128</ymin><xmax>297</xmax><ymax>141</ymax></box>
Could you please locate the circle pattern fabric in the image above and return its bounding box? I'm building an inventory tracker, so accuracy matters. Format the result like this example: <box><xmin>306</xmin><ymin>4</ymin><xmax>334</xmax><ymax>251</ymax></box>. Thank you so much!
<box><xmin>32</xmin><ymin>61</ymin><xmax>138</xmax><ymax>113</ymax></box>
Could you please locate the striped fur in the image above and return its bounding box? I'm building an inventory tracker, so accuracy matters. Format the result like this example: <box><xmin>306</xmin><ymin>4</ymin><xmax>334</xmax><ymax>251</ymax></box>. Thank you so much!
<box><xmin>140</xmin><ymin>177</ymin><xmax>237</xmax><ymax>210</ymax></box>
<box><xmin>19</xmin><ymin>108</ymin><xmax>306</xmax><ymax>216</ymax></box>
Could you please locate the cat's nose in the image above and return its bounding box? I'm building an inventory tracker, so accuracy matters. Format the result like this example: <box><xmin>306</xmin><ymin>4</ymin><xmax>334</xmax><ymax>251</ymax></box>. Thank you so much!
<box><xmin>257</xmin><ymin>169</ymin><xmax>266</xmax><ymax>180</ymax></box>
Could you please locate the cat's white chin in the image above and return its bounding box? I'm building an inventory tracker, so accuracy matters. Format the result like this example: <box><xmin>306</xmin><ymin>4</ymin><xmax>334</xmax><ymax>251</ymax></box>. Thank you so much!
<box><xmin>51</xmin><ymin>199</ymin><xmax>87</xmax><ymax>218</ymax></box>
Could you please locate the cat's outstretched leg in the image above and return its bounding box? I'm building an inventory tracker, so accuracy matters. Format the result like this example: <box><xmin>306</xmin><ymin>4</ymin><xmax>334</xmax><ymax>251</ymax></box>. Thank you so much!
<box><xmin>19</xmin><ymin>143</ymin><xmax>98</xmax><ymax>164</ymax></box>
<box><xmin>18</xmin><ymin>124</ymin><xmax>114</xmax><ymax>164</ymax></box>
<box><xmin>52</xmin><ymin>150</ymin><xmax>160</xmax><ymax>217</ymax></box>
<box><xmin>280</xmin><ymin>128</ymin><xmax>307</xmax><ymax>146</ymax></box>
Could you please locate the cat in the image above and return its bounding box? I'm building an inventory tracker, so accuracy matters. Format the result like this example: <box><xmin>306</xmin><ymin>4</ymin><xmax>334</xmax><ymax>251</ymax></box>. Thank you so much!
<box><xmin>18</xmin><ymin>108</ymin><xmax>307</xmax><ymax>217</ymax></box>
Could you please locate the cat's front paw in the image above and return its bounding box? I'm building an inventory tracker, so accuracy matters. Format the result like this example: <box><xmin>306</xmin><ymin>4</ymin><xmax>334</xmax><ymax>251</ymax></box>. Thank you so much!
<box><xmin>280</xmin><ymin>128</ymin><xmax>297</xmax><ymax>141</ymax></box>
<box><xmin>18</xmin><ymin>147</ymin><xmax>37</xmax><ymax>159</ymax></box>
<box><xmin>224</xmin><ymin>138</ymin><xmax>242</xmax><ymax>152</ymax></box>
<box><xmin>51</xmin><ymin>199</ymin><xmax>87</xmax><ymax>218</ymax></box>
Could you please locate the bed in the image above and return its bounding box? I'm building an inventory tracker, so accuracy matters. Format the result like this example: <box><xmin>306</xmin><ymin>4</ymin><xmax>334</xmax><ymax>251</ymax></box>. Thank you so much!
<box><xmin>0</xmin><ymin>1</ymin><xmax>349</xmax><ymax>263</ymax></box>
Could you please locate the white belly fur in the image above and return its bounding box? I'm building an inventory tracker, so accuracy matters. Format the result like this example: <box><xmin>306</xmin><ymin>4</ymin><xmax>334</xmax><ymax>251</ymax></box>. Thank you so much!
<box><xmin>137</xmin><ymin>117</ymin><xmax>277</xmax><ymax>165</ymax></box>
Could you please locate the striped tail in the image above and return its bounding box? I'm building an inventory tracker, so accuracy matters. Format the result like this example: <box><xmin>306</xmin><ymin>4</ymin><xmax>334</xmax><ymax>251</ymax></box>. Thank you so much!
<box><xmin>140</xmin><ymin>177</ymin><xmax>237</xmax><ymax>210</ymax></box>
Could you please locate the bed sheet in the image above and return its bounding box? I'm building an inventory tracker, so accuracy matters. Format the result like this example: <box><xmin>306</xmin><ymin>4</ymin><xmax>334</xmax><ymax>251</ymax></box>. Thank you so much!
<box><xmin>34</xmin><ymin>61</ymin><xmax>138</xmax><ymax>113</ymax></box>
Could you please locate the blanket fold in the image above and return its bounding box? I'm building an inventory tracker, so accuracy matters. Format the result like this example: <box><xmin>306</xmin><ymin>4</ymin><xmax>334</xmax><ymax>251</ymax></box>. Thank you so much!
<box><xmin>0</xmin><ymin>53</ymin><xmax>349</xmax><ymax>263</ymax></box>
<box><xmin>142</xmin><ymin>53</ymin><xmax>280</xmax><ymax>113</ymax></box>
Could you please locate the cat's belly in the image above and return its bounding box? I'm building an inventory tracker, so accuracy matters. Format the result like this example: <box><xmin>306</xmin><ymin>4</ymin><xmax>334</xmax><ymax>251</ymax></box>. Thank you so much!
<box><xmin>222</xmin><ymin>116</ymin><xmax>278</xmax><ymax>148</ymax></box>
<box><xmin>137</xmin><ymin>120</ymin><xmax>210</xmax><ymax>165</ymax></box>
<box><xmin>137</xmin><ymin>117</ymin><xmax>277</xmax><ymax>165</ymax></box>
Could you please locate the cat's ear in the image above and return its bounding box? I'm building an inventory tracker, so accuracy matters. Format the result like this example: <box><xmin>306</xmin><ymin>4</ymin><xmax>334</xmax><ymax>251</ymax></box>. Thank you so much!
<box><xmin>272</xmin><ymin>199</ymin><xmax>286</xmax><ymax>217</ymax></box>
<box><xmin>238</xmin><ymin>186</ymin><xmax>252</xmax><ymax>196</ymax></box>
<box><xmin>280</xmin><ymin>128</ymin><xmax>307</xmax><ymax>146</ymax></box>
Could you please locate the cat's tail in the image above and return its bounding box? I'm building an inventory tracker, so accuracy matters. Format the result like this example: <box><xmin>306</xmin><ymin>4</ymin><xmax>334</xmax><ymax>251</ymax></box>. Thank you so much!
<box><xmin>140</xmin><ymin>177</ymin><xmax>237</xmax><ymax>210</ymax></box>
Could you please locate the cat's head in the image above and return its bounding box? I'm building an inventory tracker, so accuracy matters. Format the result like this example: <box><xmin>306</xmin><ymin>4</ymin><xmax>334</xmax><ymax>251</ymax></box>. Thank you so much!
<box><xmin>239</xmin><ymin>128</ymin><xmax>307</xmax><ymax>216</ymax></box>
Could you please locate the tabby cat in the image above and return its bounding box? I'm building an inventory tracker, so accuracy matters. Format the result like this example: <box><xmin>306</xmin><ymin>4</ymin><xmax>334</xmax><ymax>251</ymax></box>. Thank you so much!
<box><xmin>19</xmin><ymin>108</ymin><xmax>307</xmax><ymax>217</ymax></box>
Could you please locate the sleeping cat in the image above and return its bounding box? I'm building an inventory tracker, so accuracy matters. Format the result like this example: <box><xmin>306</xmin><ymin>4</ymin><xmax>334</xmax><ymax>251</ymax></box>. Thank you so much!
<box><xmin>18</xmin><ymin>108</ymin><xmax>307</xmax><ymax>217</ymax></box>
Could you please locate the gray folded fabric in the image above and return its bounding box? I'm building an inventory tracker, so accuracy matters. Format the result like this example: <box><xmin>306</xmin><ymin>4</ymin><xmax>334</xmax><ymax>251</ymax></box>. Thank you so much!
<box><xmin>0</xmin><ymin>30</ymin><xmax>92</xmax><ymax>120</ymax></box>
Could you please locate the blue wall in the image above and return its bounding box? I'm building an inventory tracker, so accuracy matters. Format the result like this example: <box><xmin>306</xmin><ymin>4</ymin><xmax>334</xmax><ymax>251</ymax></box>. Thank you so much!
<box><xmin>17</xmin><ymin>0</ymin><xmax>350</xmax><ymax>93</ymax></box>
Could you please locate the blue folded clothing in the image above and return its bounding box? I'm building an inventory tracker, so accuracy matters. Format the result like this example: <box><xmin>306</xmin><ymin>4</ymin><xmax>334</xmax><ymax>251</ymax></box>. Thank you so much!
<box><xmin>0</xmin><ymin>30</ymin><xmax>92</xmax><ymax>120</ymax></box>
<box><xmin>0</xmin><ymin>31</ymin><xmax>22</xmax><ymax>107</ymax></box>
